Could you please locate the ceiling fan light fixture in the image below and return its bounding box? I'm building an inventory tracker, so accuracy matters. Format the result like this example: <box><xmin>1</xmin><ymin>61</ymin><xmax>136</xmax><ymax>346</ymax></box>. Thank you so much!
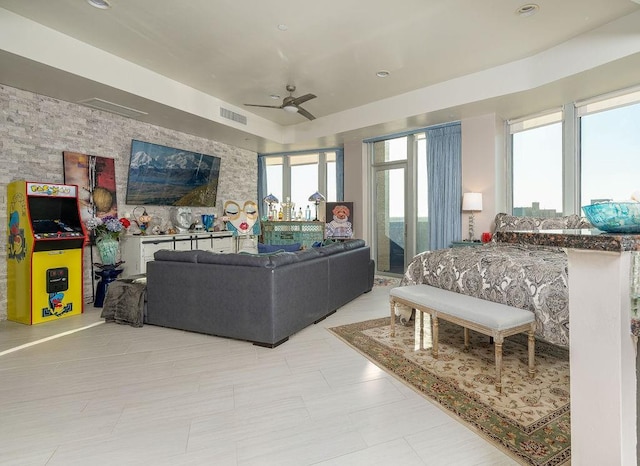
<box><xmin>87</xmin><ymin>0</ymin><xmax>111</xmax><ymax>9</ymax></box>
<box><xmin>283</xmin><ymin>105</ymin><xmax>299</xmax><ymax>113</ymax></box>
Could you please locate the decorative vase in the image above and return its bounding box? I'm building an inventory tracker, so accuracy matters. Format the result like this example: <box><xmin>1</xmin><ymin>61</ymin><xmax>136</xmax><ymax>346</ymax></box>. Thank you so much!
<box><xmin>96</xmin><ymin>236</ymin><xmax>119</xmax><ymax>265</ymax></box>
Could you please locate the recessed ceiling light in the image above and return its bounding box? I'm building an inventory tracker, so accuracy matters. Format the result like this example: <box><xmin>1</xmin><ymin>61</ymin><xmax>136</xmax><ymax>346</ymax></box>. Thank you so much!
<box><xmin>270</xmin><ymin>94</ymin><xmax>281</xmax><ymax>100</ymax></box>
<box><xmin>516</xmin><ymin>4</ymin><xmax>539</xmax><ymax>17</ymax></box>
<box><xmin>87</xmin><ymin>0</ymin><xmax>111</xmax><ymax>9</ymax></box>
<box><xmin>277</xmin><ymin>24</ymin><xmax>288</xmax><ymax>31</ymax></box>
<box><xmin>376</xmin><ymin>70</ymin><xmax>390</xmax><ymax>78</ymax></box>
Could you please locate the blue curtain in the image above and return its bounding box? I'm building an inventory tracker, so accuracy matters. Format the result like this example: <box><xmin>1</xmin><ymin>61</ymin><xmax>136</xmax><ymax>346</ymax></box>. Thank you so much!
<box><xmin>257</xmin><ymin>155</ymin><xmax>267</xmax><ymax>218</ymax></box>
<box><xmin>336</xmin><ymin>149</ymin><xmax>344</xmax><ymax>201</ymax></box>
<box><xmin>427</xmin><ymin>123</ymin><xmax>462</xmax><ymax>250</ymax></box>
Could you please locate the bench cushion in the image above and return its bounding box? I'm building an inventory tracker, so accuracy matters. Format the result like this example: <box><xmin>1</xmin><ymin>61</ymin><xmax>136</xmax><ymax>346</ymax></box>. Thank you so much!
<box><xmin>390</xmin><ymin>285</ymin><xmax>534</xmax><ymax>330</ymax></box>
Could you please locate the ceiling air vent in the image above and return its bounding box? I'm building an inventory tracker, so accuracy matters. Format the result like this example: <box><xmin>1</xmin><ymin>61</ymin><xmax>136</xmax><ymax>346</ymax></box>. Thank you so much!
<box><xmin>220</xmin><ymin>107</ymin><xmax>247</xmax><ymax>125</ymax></box>
<box><xmin>77</xmin><ymin>98</ymin><xmax>148</xmax><ymax>119</ymax></box>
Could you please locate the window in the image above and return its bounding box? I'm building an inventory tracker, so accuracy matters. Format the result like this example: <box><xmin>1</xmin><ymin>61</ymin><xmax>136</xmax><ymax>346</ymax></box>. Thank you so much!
<box><xmin>261</xmin><ymin>150</ymin><xmax>341</xmax><ymax>218</ymax></box>
<box><xmin>509</xmin><ymin>111</ymin><xmax>564</xmax><ymax>217</ymax></box>
<box><xmin>265</xmin><ymin>156</ymin><xmax>283</xmax><ymax>204</ymax></box>
<box><xmin>372</xmin><ymin>137</ymin><xmax>408</xmax><ymax>163</ymax></box>
<box><xmin>579</xmin><ymin>93</ymin><xmax>640</xmax><ymax>206</ymax></box>
<box><xmin>508</xmin><ymin>87</ymin><xmax>640</xmax><ymax>217</ymax></box>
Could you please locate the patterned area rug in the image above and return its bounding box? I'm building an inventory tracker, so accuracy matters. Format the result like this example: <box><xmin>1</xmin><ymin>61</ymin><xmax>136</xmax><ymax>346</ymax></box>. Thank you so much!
<box><xmin>373</xmin><ymin>276</ymin><xmax>401</xmax><ymax>287</ymax></box>
<box><xmin>329</xmin><ymin>317</ymin><xmax>571</xmax><ymax>465</ymax></box>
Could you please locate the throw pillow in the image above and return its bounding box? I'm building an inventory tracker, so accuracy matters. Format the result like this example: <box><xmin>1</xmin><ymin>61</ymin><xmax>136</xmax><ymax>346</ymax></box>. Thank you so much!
<box><xmin>258</xmin><ymin>242</ymin><xmax>301</xmax><ymax>253</ymax></box>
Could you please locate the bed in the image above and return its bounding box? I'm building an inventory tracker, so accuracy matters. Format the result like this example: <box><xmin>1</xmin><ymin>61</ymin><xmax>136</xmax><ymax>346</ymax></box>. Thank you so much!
<box><xmin>398</xmin><ymin>213</ymin><xmax>592</xmax><ymax>348</ymax></box>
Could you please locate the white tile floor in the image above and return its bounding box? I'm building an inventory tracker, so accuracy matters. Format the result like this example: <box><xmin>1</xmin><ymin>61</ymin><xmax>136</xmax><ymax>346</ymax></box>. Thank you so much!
<box><xmin>0</xmin><ymin>287</ymin><xmax>518</xmax><ymax>465</ymax></box>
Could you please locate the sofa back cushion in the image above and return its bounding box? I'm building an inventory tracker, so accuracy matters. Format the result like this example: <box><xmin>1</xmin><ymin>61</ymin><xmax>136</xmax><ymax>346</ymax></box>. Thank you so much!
<box><xmin>197</xmin><ymin>250</ymin><xmax>273</xmax><ymax>267</ymax></box>
<box><xmin>342</xmin><ymin>239</ymin><xmax>366</xmax><ymax>250</ymax></box>
<box><xmin>153</xmin><ymin>249</ymin><xmax>200</xmax><ymax>262</ymax></box>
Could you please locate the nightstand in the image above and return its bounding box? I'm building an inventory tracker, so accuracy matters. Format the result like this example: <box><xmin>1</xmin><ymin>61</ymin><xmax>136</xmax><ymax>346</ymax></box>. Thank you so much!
<box><xmin>450</xmin><ymin>240</ymin><xmax>482</xmax><ymax>248</ymax></box>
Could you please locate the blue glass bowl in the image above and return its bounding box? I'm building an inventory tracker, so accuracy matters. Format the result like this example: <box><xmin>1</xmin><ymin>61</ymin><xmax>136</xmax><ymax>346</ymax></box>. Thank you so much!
<box><xmin>582</xmin><ymin>202</ymin><xmax>640</xmax><ymax>233</ymax></box>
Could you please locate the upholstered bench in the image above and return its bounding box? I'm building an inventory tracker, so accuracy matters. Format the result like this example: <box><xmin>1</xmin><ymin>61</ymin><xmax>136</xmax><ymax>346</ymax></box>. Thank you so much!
<box><xmin>389</xmin><ymin>284</ymin><xmax>536</xmax><ymax>393</ymax></box>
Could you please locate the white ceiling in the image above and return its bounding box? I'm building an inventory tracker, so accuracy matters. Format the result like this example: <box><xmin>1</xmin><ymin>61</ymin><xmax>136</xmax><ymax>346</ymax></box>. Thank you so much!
<box><xmin>1</xmin><ymin>0</ymin><xmax>639</xmax><ymax>153</ymax></box>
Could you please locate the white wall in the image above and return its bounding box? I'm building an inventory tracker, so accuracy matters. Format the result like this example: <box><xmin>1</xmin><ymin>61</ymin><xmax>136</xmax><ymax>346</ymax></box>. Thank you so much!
<box><xmin>343</xmin><ymin>140</ymin><xmax>367</xmax><ymax>241</ymax></box>
<box><xmin>461</xmin><ymin>114</ymin><xmax>506</xmax><ymax>238</ymax></box>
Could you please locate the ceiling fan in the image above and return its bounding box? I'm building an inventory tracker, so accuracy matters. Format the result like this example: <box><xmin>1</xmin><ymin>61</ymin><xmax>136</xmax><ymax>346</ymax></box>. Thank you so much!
<box><xmin>245</xmin><ymin>85</ymin><xmax>316</xmax><ymax>120</ymax></box>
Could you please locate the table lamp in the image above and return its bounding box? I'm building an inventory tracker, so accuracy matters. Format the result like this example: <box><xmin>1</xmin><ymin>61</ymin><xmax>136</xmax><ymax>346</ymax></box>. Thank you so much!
<box><xmin>263</xmin><ymin>193</ymin><xmax>279</xmax><ymax>220</ymax></box>
<box><xmin>308</xmin><ymin>191</ymin><xmax>325</xmax><ymax>221</ymax></box>
<box><xmin>462</xmin><ymin>192</ymin><xmax>483</xmax><ymax>241</ymax></box>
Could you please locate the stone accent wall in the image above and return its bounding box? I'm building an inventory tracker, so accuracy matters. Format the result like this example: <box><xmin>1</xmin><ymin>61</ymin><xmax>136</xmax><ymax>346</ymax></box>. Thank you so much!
<box><xmin>0</xmin><ymin>84</ymin><xmax>257</xmax><ymax>320</ymax></box>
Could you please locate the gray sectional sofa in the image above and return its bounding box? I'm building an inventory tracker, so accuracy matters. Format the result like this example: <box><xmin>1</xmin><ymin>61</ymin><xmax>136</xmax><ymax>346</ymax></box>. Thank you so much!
<box><xmin>145</xmin><ymin>239</ymin><xmax>375</xmax><ymax>347</ymax></box>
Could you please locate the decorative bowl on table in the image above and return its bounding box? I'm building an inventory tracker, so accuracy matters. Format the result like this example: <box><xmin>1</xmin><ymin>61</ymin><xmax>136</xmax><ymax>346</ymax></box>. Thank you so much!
<box><xmin>582</xmin><ymin>202</ymin><xmax>640</xmax><ymax>233</ymax></box>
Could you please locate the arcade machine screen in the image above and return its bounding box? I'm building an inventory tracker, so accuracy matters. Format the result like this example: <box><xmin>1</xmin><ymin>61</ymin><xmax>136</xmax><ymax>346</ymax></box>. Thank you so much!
<box><xmin>28</xmin><ymin>196</ymin><xmax>85</xmax><ymax>250</ymax></box>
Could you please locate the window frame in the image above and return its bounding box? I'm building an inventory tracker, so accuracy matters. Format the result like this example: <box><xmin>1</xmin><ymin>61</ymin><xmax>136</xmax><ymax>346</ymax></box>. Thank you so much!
<box><xmin>508</xmin><ymin>86</ymin><xmax>640</xmax><ymax>216</ymax></box>
<box><xmin>261</xmin><ymin>150</ymin><xmax>340</xmax><ymax>215</ymax></box>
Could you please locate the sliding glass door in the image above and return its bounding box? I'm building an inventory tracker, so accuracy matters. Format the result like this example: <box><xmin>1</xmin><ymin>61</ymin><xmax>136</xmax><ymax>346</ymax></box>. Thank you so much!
<box><xmin>374</xmin><ymin>165</ymin><xmax>406</xmax><ymax>275</ymax></box>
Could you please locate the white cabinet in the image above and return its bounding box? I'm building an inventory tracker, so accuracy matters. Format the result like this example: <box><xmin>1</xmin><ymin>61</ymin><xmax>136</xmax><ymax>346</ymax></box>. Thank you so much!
<box><xmin>120</xmin><ymin>231</ymin><xmax>234</xmax><ymax>276</ymax></box>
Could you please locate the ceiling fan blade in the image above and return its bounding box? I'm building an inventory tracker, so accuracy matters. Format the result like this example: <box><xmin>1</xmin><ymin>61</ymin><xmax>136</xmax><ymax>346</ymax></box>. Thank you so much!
<box><xmin>244</xmin><ymin>104</ymin><xmax>283</xmax><ymax>109</ymax></box>
<box><xmin>290</xmin><ymin>93</ymin><xmax>316</xmax><ymax>106</ymax></box>
<box><xmin>297</xmin><ymin>106</ymin><xmax>316</xmax><ymax>121</ymax></box>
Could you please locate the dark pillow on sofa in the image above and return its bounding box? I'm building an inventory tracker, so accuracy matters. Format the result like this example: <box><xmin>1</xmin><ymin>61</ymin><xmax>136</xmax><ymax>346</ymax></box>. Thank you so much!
<box><xmin>312</xmin><ymin>238</ymin><xmax>336</xmax><ymax>248</ymax></box>
<box><xmin>258</xmin><ymin>242</ymin><xmax>301</xmax><ymax>253</ymax></box>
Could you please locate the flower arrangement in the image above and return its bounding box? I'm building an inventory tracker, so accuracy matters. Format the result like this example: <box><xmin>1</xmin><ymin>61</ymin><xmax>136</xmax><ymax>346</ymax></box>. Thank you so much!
<box><xmin>86</xmin><ymin>215</ymin><xmax>131</xmax><ymax>241</ymax></box>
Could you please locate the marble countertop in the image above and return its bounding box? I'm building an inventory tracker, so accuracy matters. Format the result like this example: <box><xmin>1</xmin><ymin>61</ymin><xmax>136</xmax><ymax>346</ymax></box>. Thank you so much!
<box><xmin>494</xmin><ymin>229</ymin><xmax>640</xmax><ymax>252</ymax></box>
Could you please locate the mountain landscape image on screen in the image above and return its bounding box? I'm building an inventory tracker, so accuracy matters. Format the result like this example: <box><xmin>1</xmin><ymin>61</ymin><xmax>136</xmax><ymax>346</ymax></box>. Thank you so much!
<box><xmin>126</xmin><ymin>140</ymin><xmax>221</xmax><ymax>207</ymax></box>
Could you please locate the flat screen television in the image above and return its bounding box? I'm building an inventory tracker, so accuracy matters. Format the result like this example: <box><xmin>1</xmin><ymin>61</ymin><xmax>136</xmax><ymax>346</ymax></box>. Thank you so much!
<box><xmin>125</xmin><ymin>140</ymin><xmax>221</xmax><ymax>207</ymax></box>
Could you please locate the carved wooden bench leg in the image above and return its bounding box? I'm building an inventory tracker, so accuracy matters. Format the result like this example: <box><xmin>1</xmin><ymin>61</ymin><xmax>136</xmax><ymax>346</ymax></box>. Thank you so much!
<box><xmin>528</xmin><ymin>324</ymin><xmax>536</xmax><ymax>379</ymax></box>
<box><xmin>494</xmin><ymin>334</ymin><xmax>504</xmax><ymax>393</ymax></box>
<box><xmin>390</xmin><ymin>300</ymin><xmax>396</xmax><ymax>337</ymax></box>
<box><xmin>418</xmin><ymin>309</ymin><xmax>424</xmax><ymax>350</ymax></box>
<box><xmin>431</xmin><ymin>315</ymin><xmax>439</xmax><ymax>358</ymax></box>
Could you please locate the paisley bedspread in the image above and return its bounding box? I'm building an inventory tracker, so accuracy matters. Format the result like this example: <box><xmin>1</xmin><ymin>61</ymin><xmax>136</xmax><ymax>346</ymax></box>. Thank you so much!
<box><xmin>400</xmin><ymin>243</ymin><xmax>569</xmax><ymax>348</ymax></box>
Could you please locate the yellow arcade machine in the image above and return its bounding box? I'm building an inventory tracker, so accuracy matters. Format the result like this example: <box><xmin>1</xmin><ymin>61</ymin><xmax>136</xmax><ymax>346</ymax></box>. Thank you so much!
<box><xmin>7</xmin><ymin>180</ymin><xmax>87</xmax><ymax>324</ymax></box>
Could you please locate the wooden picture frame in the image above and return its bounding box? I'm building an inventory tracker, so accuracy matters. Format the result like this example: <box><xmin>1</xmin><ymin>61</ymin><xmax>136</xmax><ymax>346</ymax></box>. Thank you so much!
<box><xmin>325</xmin><ymin>202</ymin><xmax>354</xmax><ymax>239</ymax></box>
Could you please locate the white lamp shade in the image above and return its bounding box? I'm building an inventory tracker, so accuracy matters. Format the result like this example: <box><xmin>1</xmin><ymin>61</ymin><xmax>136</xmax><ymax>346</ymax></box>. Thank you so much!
<box><xmin>462</xmin><ymin>192</ymin><xmax>483</xmax><ymax>212</ymax></box>
<box><xmin>283</xmin><ymin>105</ymin><xmax>299</xmax><ymax>113</ymax></box>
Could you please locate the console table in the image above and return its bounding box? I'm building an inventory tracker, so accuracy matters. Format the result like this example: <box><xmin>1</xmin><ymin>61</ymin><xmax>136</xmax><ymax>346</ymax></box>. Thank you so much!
<box><xmin>119</xmin><ymin>231</ymin><xmax>234</xmax><ymax>276</ymax></box>
<box><xmin>262</xmin><ymin>221</ymin><xmax>324</xmax><ymax>249</ymax></box>
<box><xmin>495</xmin><ymin>228</ymin><xmax>640</xmax><ymax>465</ymax></box>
